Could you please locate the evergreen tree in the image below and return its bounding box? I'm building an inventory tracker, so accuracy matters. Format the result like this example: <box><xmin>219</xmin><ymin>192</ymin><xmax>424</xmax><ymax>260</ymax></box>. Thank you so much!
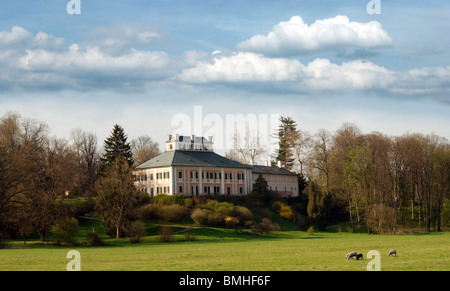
<box><xmin>276</xmin><ymin>116</ymin><xmax>297</xmax><ymax>170</ymax></box>
<box><xmin>252</xmin><ymin>174</ymin><xmax>269</xmax><ymax>197</ymax></box>
<box><xmin>307</xmin><ymin>180</ymin><xmax>330</xmax><ymax>230</ymax></box>
<box><xmin>99</xmin><ymin>124</ymin><xmax>133</xmax><ymax>176</ymax></box>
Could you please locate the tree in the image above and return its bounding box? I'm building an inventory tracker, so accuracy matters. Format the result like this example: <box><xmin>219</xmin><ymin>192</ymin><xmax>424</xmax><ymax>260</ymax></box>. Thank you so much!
<box><xmin>131</xmin><ymin>135</ymin><xmax>161</xmax><ymax>166</ymax></box>
<box><xmin>96</xmin><ymin>158</ymin><xmax>143</xmax><ymax>239</ymax></box>
<box><xmin>226</xmin><ymin>129</ymin><xmax>268</xmax><ymax>165</ymax></box>
<box><xmin>310</xmin><ymin>129</ymin><xmax>333</xmax><ymax>195</ymax></box>
<box><xmin>276</xmin><ymin>116</ymin><xmax>297</xmax><ymax>170</ymax></box>
<box><xmin>286</xmin><ymin>128</ymin><xmax>312</xmax><ymax>176</ymax></box>
<box><xmin>307</xmin><ymin>180</ymin><xmax>329</xmax><ymax>230</ymax></box>
<box><xmin>71</xmin><ymin>128</ymin><xmax>99</xmax><ymax>196</ymax></box>
<box><xmin>332</xmin><ymin>123</ymin><xmax>364</xmax><ymax>229</ymax></box>
<box><xmin>99</xmin><ymin>124</ymin><xmax>133</xmax><ymax>176</ymax></box>
<box><xmin>252</xmin><ymin>174</ymin><xmax>270</xmax><ymax>202</ymax></box>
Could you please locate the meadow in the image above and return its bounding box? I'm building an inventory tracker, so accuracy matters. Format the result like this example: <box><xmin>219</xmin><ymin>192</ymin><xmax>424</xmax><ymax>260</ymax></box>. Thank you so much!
<box><xmin>1</xmin><ymin>217</ymin><xmax>448</xmax><ymax>271</ymax></box>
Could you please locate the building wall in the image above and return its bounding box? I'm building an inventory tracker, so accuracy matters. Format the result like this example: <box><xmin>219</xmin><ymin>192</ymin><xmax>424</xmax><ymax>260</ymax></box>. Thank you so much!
<box><xmin>134</xmin><ymin>166</ymin><xmax>253</xmax><ymax>196</ymax></box>
<box><xmin>252</xmin><ymin>173</ymin><xmax>299</xmax><ymax>197</ymax></box>
<box><xmin>135</xmin><ymin>167</ymin><xmax>299</xmax><ymax>197</ymax></box>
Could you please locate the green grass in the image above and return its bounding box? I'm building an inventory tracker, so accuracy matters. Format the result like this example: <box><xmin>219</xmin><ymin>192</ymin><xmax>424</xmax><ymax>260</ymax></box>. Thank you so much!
<box><xmin>1</xmin><ymin>216</ymin><xmax>449</xmax><ymax>271</ymax></box>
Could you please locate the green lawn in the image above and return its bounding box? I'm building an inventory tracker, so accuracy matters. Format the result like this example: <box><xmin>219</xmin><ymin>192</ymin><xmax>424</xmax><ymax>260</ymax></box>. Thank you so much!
<box><xmin>1</xmin><ymin>220</ymin><xmax>449</xmax><ymax>271</ymax></box>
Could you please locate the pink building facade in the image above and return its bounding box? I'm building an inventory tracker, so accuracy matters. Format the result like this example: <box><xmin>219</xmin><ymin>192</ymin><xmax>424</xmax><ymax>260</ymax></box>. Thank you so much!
<box><xmin>134</xmin><ymin>135</ymin><xmax>299</xmax><ymax>197</ymax></box>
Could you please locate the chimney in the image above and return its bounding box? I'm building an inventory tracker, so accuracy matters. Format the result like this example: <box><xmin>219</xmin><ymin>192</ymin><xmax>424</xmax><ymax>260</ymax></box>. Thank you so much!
<box><xmin>277</xmin><ymin>161</ymin><xmax>282</xmax><ymax>168</ymax></box>
<box><xmin>191</xmin><ymin>134</ymin><xmax>195</xmax><ymax>142</ymax></box>
<box><xmin>168</xmin><ymin>134</ymin><xmax>172</xmax><ymax>141</ymax></box>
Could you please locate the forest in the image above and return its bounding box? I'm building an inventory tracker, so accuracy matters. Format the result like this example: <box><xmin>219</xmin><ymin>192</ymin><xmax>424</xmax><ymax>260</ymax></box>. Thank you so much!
<box><xmin>267</xmin><ymin>117</ymin><xmax>450</xmax><ymax>233</ymax></box>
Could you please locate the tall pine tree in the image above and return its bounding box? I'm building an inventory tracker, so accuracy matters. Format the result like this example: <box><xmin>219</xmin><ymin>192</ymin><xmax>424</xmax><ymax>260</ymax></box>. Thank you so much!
<box><xmin>99</xmin><ymin>124</ymin><xmax>133</xmax><ymax>176</ymax></box>
<box><xmin>276</xmin><ymin>116</ymin><xmax>297</xmax><ymax>170</ymax></box>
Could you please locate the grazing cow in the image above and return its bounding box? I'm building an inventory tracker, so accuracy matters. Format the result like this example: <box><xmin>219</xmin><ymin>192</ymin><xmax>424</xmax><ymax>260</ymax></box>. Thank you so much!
<box><xmin>346</xmin><ymin>251</ymin><xmax>358</xmax><ymax>260</ymax></box>
<box><xmin>388</xmin><ymin>249</ymin><xmax>397</xmax><ymax>257</ymax></box>
<box><xmin>356</xmin><ymin>253</ymin><xmax>363</xmax><ymax>260</ymax></box>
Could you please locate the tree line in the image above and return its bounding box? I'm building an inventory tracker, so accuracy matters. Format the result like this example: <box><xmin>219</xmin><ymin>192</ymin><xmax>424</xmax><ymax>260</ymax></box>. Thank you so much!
<box><xmin>0</xmin><ymin>112</ymin><xmax>160</xmax><ymax>241</ymax></box>
<box><xmin>1</xmin><ymin>111</ymin><xmax>449</xmax><ymax>242</ymax></box>
<box><xmin>273</xmin><ymin>118</ymin><xmax>450</xmax><ymax>233</ymax></box>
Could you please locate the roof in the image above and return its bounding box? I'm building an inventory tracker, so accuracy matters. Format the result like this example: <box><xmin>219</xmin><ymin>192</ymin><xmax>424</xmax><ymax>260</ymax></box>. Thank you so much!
<box><xmin>136</xmin><ymin>150</ymin><xmax>251</xmax><ymax>169</ymax></box>
<box><xmin>251</xmin><ymin>165</ymin><xmax>298</xmax><ymax>176</ymax></box>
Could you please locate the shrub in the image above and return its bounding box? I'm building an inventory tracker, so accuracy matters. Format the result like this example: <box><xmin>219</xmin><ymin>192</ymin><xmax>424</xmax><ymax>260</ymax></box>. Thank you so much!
<box><xmin>159</xmin><ymin>226</ymin><xmax>173</xmax><ymax>243</ymax></box>
<box><xmin>192</xmin><ymin>200</ymin><xmax>253</xmax><ymax>227</ymax></box>
<box><xmin>251</xmin><ymin>218</ymin><xmax>280</xmax><ymax>235</ymax></box>
<box><xmin>225</xmin><ymin>216</ymin><xmax>240</xmax><ymax>229</ymax></box>
<box><xmin>151</xmin><ymin>194</ymin><xmax>186</xmax><ymax>205</ymax></box>
<box><xmin>51</xmin><ymin>217</ymin><xmax>79</xmax><ymax>245</ymax></box>
<box><xmin>140</xmin><ymin>204</ymin><xmax>159</xmax><ymax>220</ymax></box>
<box><xmin>86</xmin><ymin>229</ymin><xmax>104</xmax><ymax>246</ymax></box>
<box><xmin>275</xmin><ymin>201</ymin><xmax>296</xmax><ymax>222</ymax></box>
<box><xmin>234</xmin><ymin>206</ymin><xmax>253</xmax><ymax>222</ymax></box>
<box><xmin>307</xmin><ymin>226</ymin><xmax>315</xmax><ymax>235</ymax></box>
<box><xmin>158</xmin><ymin>204</ymin><xmax>189</xmax><ymax>222</ymax></box>
<box><xmin>126</xmin><ymin>220</ymin><xmax>146</xmax><ymax>243</ymax></box>
<box><xmin>191</xmin><ymin>208</ymin><xmax>210</xmax><ymax>225</ymax></box>
<box><xmin>184</xmin><ymin>232</ymin><xmax>196</xmax><ymax>242</ymax></box>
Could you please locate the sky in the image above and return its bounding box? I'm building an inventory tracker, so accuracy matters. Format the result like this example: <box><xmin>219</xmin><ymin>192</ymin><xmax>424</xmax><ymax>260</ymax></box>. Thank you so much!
<box><xmin>0</xmin><ymin>0</ymin><xmax>449</xmax><ymax>157</ymax></box>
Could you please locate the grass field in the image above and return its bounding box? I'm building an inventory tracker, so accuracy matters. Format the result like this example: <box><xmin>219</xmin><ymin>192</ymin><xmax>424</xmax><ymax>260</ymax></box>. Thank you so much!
<box><xmin>1</xmin><ymin>217</ymin><xmax>449</xmax><ymax>271</ymax></box>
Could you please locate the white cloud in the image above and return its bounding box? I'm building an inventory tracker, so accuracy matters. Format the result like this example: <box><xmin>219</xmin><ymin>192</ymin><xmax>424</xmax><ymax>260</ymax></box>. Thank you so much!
<box><xmin>0</xmin><ymin>26</ymin><xmax>64</xmax><ymax>51</ymax></box>
<box><xmin>0</xmin><ymin>26</ymin><xmax>32</xmax><ymax>47</ymax></box>
<box><xmin>302</xmin><ymin>58</ymin><xmax>395</xmax><ymax>90</ymax></box>
<box><xmin>178</xmin><ymin>52</ymin><xmax>305</xmax><ymax>83</ymax></box>
<box><xmin>236</xmin><ymin>15</ymin><xmax>392</xmax><ymax>56</ymax></box>
<box><xmin>178</xmin><ymin>51</ymin><xmax>449</xmax><ymax>99</ymax></box>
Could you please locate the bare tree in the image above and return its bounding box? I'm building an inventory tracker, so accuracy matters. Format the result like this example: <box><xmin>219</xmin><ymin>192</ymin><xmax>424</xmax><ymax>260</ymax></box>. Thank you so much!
<box><xmin>71</xmin><ymin>128</ymin><xmax>99</xmax><ymax>196</ymax></box>
<box><xmin>131</xmin><ymin>135</ymin><xmax>160</xmax><ymax>166</ymax></box>
<box><xmin>284</xmin><ymin>128</ymin><xmax>312</xmax><ymax>176</ymax></box>
<box><xmin>226</xmin><ymin>131</ymin><xmax>268</xmax><ymax>165</ymax></box>
<box><xmin>310</xmin><ymin>129</ymin><xmax>333</xmax><ymax>195</ymax></box>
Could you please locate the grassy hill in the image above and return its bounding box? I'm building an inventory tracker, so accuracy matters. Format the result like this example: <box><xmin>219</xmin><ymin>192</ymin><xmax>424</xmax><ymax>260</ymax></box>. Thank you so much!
<box><xmin>1</xmin><ymin>214</ymin><xmax>448</xmax><ymax>271</ymax></box>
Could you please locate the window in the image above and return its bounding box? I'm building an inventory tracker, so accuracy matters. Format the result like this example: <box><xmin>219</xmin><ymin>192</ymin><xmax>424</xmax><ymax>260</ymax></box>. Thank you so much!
<box><xmin>239</xmin><ymin>187</ymin><xmax>243</xmax><ymax>194</ymax></box>
<box><xmin>151</xmin><ymin>188</ymin><xmax>154</xmax><ymax>197</ymax></box>
<box><xmin>150</xmin><ymin>173</ymin><xmax>154</xmax><ymax>180</ymax></box>
<box><xmin>227</xmin><ymin>187</ymin><xmax>231</xmax><ymax>195</ymax></box>
<box><xmin>164</xmin><ymin>172</ymin><xmax>170</xmax><ymax>179</ymax></box>
<box><xmin>179</xmin><ymin>186</ymin><xmax>183</xmax><ymax>193</ymax></box>
<box><xmin>178</xmin><ymin>171</ymin><xmax>183</xmax><ymax>179</ymax></box>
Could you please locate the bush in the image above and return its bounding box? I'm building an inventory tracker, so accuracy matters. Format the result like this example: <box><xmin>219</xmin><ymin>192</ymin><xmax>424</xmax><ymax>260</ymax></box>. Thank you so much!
<box><xmin>126</xmin><ymin>220</ymin><xmax>146</xmax><ymax>243</ymax></box>
<box><xmin>307</xmin><ymin>226</ymin><xmax>315</xmax><ymax>235</ymax></box>
<box><xmin>191</xmin><ymin>200</ymin><xmax>253</xmax><ymax>227</ymax></box>
<box><xmin>140</xmin><ymin>204</ymin><xmax>159</xmax><ymax>220</ymax></box>
<box><xmin>251</xmin><ymin>218</ymin><xmax>280</xmax><ymax>235</ymax></box>
<box><xmin>151</xmin><ymin>194</ymin><xmax>186</xmax><ymax>205</ymax></box>
<box><xmin>184</xmin><ymin>232</ymin><xmax>196</xmax><ymax>242</ymax></box>
<box><xmin>159</xmin><ymin>226</ymin><xmax>173</xmax><ymax>243</ymax></box>
<box><xmin>274</xmin><ymin>201</ymin><xmax>296</xmax><ymax>222</ymax></box>
<box><xmin>51</xmin><ymin>217</ymin><xmax>79</xmax><ymax>245</ymax></box>
<box><xmin>191</xmin><ymin>208</ymin><xmax>210</xmax><ymax>225</ymax></box>
<box><xmin>86</xmin><ymin>229</ymin><xmax>104</xmax><ymax>246</ymax></box>
<box><xmin>158</xmin><ymin>204</ymin><xmax>189</xmax><ymax>222</ymax></box>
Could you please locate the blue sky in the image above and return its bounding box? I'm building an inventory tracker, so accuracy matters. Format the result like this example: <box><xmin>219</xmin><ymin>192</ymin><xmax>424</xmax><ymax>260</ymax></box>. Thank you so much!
<box><xmin>0</xmin><ymin>0</ymin><xmax>449</xmax><ymax>155</ymax></box>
